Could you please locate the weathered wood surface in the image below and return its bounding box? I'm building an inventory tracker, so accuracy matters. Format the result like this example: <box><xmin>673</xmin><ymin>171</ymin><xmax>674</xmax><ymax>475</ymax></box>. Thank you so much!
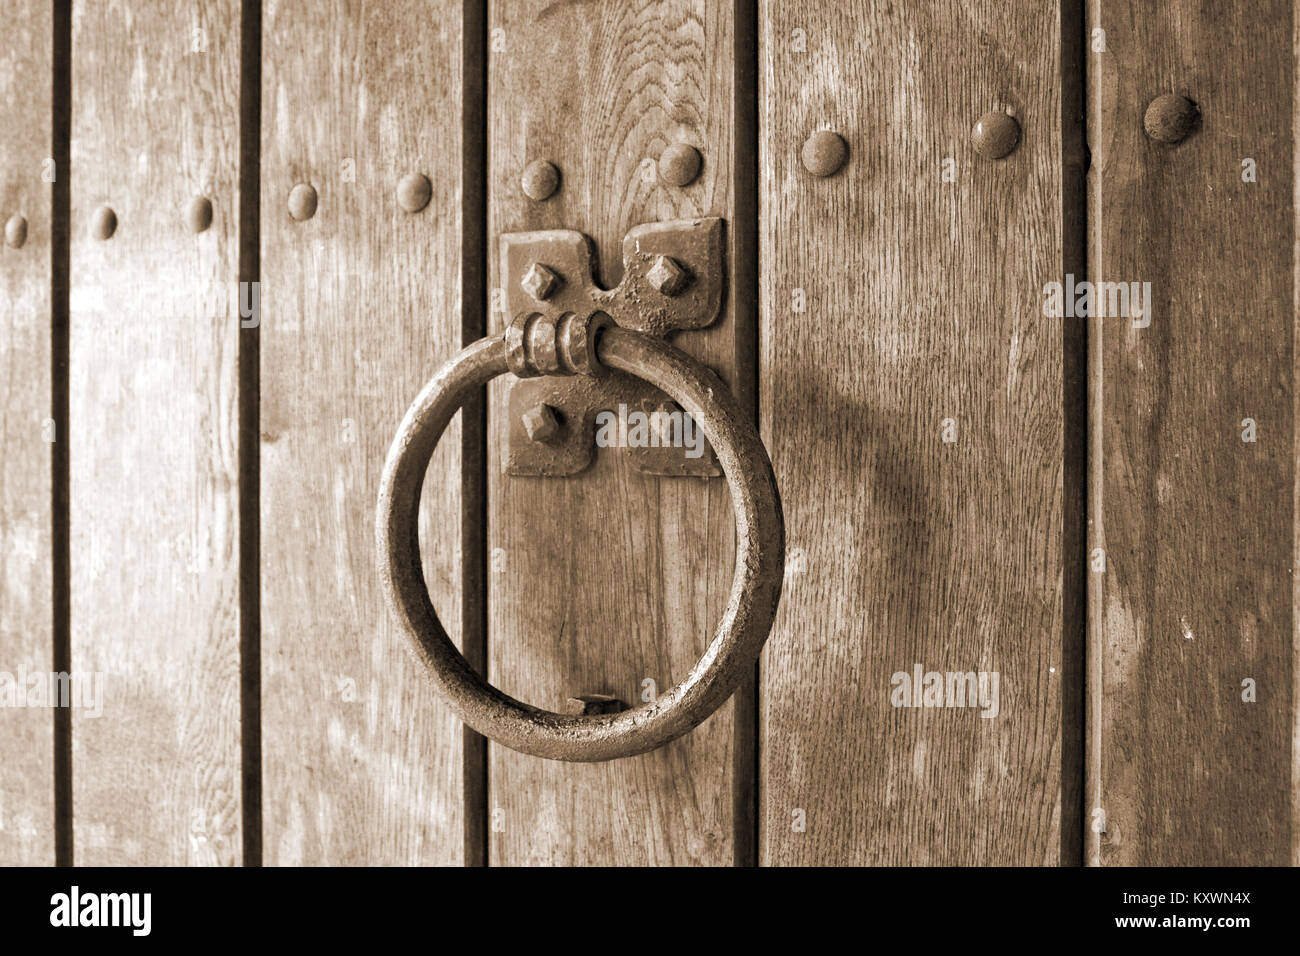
<box><xmin>0</xmin><ymin>0</ymin><xmax>53</xmax><ymax>867</ymax></box>
<box><xmin>69</xmin><ymin>1</ymin><xmax>242</xmax><ymax>864</ymax></box>
<box><xmin>486</xmin><ymin>0</ymin><xmax>742</xmax><ymax>864</ymax></box>
<box><xmin>1087</xmin><ymin>0</ymin><xmax>1295</xmax><ymax>865</ymax></box>
<box><xmin>6</xmin><ymin>0</ymin><xmax>1298</xmax><ymax>869</ymax></box>
<box><xmin>758</xmin><ymin>1</ymin><xmax>1069</xmax><ymax>864</ymax></box>
<box><xmin>260</xmin><ymin>0</ymin><xmax>465</xmax><ymax>865</ymax></box>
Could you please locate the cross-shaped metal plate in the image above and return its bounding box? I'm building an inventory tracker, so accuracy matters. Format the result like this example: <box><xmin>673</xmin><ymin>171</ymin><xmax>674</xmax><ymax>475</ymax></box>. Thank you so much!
<box><xmin>501</xmin><ymin>217</ymin><xmax>725</xmax><ymax>477</ymax></box>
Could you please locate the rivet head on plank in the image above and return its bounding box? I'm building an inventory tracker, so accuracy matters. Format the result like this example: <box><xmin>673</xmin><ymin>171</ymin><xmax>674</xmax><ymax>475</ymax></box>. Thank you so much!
<box><xmin>647</xmin><ymin>254</ymin><xmax>689</xmax><ymax>296</ymax></box>
<box><xmin>521</xmin><ymin>262</ymin><xmax>560</xmax><ymax>301</ymax></box>
<box><xmin>397</xmin><ymin>172</ymin><xmax>432</xmax><ymax>213</ymax></box>
<box><xmin>186</xmin><ymin>196</ymin><xmax>213</xmax><ymax>233</ymax></box>
<box><xmin>801</xmin><ymin>130</ymin><xmax>848</xmax><ymax>177</ymax></box>
<box><xmin>658</xmin><ymin>143</ymin><xmax>702</xmax><ymax>187</ymax></box>
<box><xmin>1144</xmin><ymin>93</ymin><xmax>1199</xmax><ymax>144</ymax></box>
<box><xmin>91</xmin><ymin>205</ymin><xmax>117</xmax><ymax>240</ymax></box>
<box><xmin>4</xmin><ymin>215</ymin><xmax>27</xmax><ymax>248</ymax></box>
<box><xmin>287</xmin><ymin>182</ymin><xmax>318</xmax><ymax>221</ymax></box>
<box><xmin>521</xmin><ymin>403</ymin><xmax>561</xmax><ymax>443</ymax></box>
<box><xmin>521</xmin><ymin>159</ymin><xmax>560</xmax><ymax>201</ymax></box>
<box><xmin>972</xmin><ymin>111</ymin><xmax>1021</xmax><ymax>159</ymax></box>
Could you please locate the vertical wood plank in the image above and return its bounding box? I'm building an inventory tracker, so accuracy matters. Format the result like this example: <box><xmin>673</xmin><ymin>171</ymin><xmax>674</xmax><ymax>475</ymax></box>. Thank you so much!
<box><xmin>487</xmin><ymin>0</ymin><xmax>740</xmax><ymax>865</ymax></box>
<box><xmin>69</xmin><ymin>2</ymin><xmax>242</xmax><ymax>864</ymax></box>
<box><xmin>1087</xmin><ymin>0</ymin><xmax>1295</xmax><ymax>865</ymax></box>
<box><xmin>0</xmin><ymin>0</ymin><xmax>53</xmax><ymax>867</ymax></box>
<box><xmin>260</xmin><ymin>0</ymin><xmax>465</xmax><ymax>865</ymax></box>
<box><xmin>759</xmin><ymin>2</ymin><xmax>1068</xmax><ymax>864</ymax></box>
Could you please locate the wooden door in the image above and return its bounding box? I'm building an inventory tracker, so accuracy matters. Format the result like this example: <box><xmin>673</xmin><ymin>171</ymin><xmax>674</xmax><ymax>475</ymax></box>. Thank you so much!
<box><xmin>0</xmin><ymin>0</ymin><xmax>1295</xmax><ymax>867</ymax></box>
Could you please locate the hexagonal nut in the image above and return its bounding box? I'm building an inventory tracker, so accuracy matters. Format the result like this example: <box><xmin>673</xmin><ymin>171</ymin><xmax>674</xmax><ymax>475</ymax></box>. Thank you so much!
<box><xmin>646</xmin><ymin>255</ymin><xmax>690</xmax><ymax>296</ymax></box>
<box><xmin>521</xmin><ymin>402</ymin><xmax>561</xmax><ymax>443</ymax></box>
<box><xmin>521</xmin><ymin>262</ymin><xmax>560</xmax><ymax>301</ymax></box>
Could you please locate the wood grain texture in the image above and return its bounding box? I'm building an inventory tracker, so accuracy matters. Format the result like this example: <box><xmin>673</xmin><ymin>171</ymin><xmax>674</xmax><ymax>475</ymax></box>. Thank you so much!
<box><xmin>759</xmin><ymin>2</ymin><xmax>1067</xmax><ymax>864</ymax></box>
<box><xmin>69</xmin><ymin>1</ymin><xmax>242</xmax><ymax>864</ymax></box>
<box><xmin>260</xmin><ymin>0</ymin><xmax>465</xmax><ymax>865</ymax></box>
<box><xmin>0</xmin><ymin>0</ymin><xmax>53</xmax><ymax>867</ymax></box>
<box><xmin>487</xmin><ymin>0</ymin><xmax>740</xmax><ymax>865</ymax></box>
<box><xmin>1087</xmin><ymin>0</ymin><xmax>1295</xmax><ymax>865</ymax></box>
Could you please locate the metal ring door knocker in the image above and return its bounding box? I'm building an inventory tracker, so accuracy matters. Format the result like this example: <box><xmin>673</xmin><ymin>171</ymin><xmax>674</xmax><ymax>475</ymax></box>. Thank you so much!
<box><xmin>376</xmin><ymin>232</ymin><xmax>784</xmax><ymax>762</ymax></box>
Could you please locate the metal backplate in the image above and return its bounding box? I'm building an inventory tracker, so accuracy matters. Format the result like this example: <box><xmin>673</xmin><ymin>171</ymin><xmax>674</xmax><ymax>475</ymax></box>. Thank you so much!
<box><xmin>502</xmin><ymin>217</ymin><xmax>725</xmax><ymax>477</ymax></box>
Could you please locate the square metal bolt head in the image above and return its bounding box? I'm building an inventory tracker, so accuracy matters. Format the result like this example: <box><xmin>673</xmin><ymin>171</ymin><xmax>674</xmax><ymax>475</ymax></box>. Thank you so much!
<box><xmin>646</xmin><ymin>255</ymin><xmax>690</xmax><ymax>296</ymax></box>
<box><xmin>521</xmin><ymin>402</ymin><xmax>561</xmax><ymax>443</ymax></box>
<box><xmin>521</xmin><ymin>262</ymin><xmax>560</xmax><ymax>301</ymax></box>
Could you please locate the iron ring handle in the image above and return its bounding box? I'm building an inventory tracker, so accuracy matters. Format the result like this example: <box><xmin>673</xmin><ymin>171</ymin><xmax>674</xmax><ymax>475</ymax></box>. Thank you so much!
<box><xmin>376</xmin><ymin>315</ymin><xmax>784</xmax><ymax>762</ymax></box>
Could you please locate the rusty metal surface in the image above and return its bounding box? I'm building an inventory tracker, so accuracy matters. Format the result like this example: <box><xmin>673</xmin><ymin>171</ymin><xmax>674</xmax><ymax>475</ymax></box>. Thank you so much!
<box><xmin>376</xmin><ymin>323</ymin><xmax>784</xmax><ymax>762</ymax></box>
<box><xmin>565</xmin><ymin>694</ymin><xmax>629</xmax><ymax>717</ymax></box>
<box><xmin>502</xmin><ymin>217</ymin><xmax>725</xmax><ymax>476</ymax></box>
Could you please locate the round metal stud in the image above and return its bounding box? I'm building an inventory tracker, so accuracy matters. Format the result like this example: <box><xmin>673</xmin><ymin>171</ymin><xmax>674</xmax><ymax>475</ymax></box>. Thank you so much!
<box><xmin>658</xmin><ymin>143</ymin><xmax>702</xmax><ymax>187</ymax></box>
<box><xmin>1144</xmin><ymin>93</ymin><xmax>1198</xmax><ymax>144</ymax></box>
<box><xmin>801</xmin><ymin>130</ymin><xmax>849</xmax><ymax>178</ymax></box>
<box><xmin>4</xmin><ymin>215</ymin><xmax>28</xmax><ymax>249</ymax></box>
<box><xmin>287</xmin><ymin>182</ymin><xmax>318</xmax><ymax>221</ymax></box>
<box><xmin>91</xmin><ymin>205</ymin><xmax>117</xmax><ymax>240</ymax></box>
<box><xmin>186</xmin><ymin>196</ymin><xmax>213</xmax><ymax>233</ymax></box>
<box><xmin>521</xmin><ymin>159</ymin><xmax>560</xmax><ymax>202</ymax></box>
<box><xmin>972</xmin><ymin>111</ymin><xmax>1021</xmax><ymax>160</ymax></box>
<box><xmin>397</xmin><ymin>172</ymin><xmax>432</xmax><ymax>213</ymax></box>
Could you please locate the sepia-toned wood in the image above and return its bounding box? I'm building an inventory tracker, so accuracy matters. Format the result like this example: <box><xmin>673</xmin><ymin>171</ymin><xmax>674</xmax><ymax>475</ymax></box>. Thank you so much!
<box><xmin>1087</xmin><ymin>0</ymin><xmax>1295</xmax><ymax>865</ymax></box>
<box><xmin>69</xmin><ymin>2</ymin><xmax>242</xmax><ymax>864</ymax></box>
<box><xmin>260</xmin><ymin>0</ymin><xmax>465</xmax><ymax>865</ymax></box>
<box><xmin>759</xmin><ymin>2</ymin><xmax>1068</xmax><ymax>864</ymax></box>
<box><xmin>1</xmin><ymin>0</ymin><xmax>1292</xmax><ymax>871</ymax></box>
<box><xmin>487</xmin><ymin>0</ymin><xmax>741</xmax><ymax>864</ymax></box>
<box><xmin>0</xmin><ymin>0</ymin><xmax>53</xmax><ymax>867</ymax></box>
